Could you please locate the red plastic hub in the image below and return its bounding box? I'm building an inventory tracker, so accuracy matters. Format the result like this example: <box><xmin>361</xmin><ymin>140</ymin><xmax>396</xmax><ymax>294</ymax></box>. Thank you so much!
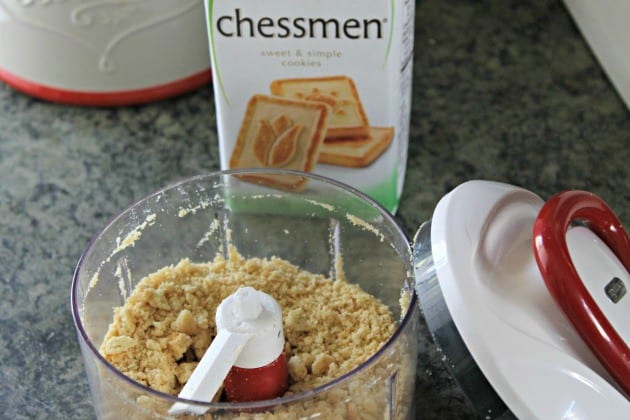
<box><xmin>224</xmin><ymin>352</ymin><xmax>289</xmax><ymax>402</ymax></box>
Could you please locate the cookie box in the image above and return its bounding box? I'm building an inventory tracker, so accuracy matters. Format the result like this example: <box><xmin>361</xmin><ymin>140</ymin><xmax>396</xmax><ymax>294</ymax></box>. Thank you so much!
<box><xmin>204</xmin><ymin>0</ymin><xmax>416</xmax><ymax>212</ymax></box>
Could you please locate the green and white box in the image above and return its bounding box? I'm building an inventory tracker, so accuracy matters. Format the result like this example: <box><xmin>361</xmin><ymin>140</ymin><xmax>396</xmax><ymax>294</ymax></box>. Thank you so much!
<box><xmin>205</xmin><ymin>0</ymin><xmax>415</xmax><ymax>212</ymax></box>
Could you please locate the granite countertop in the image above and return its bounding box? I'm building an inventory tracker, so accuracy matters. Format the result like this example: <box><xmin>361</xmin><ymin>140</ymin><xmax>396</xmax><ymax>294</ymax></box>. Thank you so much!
<box><xmin>1</xmin><ymin>1</ymin><xmax>628</xmax><ymax>419</ymax></box>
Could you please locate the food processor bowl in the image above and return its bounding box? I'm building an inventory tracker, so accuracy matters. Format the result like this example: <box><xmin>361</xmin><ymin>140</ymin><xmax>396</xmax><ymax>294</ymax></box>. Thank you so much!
<box><xmin>71</xmin><ymin>169</ymin><xmax>419</xmax><ymax>419</ymax></box>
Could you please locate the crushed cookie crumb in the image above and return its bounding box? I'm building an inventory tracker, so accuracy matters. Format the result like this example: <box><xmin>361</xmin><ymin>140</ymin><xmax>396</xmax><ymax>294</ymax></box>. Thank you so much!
<box><xmin>100</xmin><ymin>248</ymin><xmax>395</xmax><ymax>399</ymax></box>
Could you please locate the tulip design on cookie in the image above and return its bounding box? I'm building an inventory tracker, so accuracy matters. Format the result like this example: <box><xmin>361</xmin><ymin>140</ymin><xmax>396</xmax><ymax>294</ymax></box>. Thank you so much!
<box><xmin>253</xmin><ymin>114</ymin><xmax>302</xmax><ymax>167</ymax></box>
<box><xmin>229</xmin><ymin>94</ymin><xmax>330</xmax><ymax>189</ymax></box>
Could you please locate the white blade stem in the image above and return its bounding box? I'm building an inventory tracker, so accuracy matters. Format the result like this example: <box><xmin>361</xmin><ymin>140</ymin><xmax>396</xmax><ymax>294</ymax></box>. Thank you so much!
<box><xmin>169</xmin><ymin>329</ymin><xmax>252</xmax><ymax>416</ymax></box>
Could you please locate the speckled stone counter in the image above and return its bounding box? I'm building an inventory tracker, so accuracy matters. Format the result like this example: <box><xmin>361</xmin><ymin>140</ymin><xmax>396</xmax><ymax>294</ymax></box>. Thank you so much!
<box><xmin>1</xmin><ymin>1</ymin><xmax>628</xmax><ymax>419</ymax></box>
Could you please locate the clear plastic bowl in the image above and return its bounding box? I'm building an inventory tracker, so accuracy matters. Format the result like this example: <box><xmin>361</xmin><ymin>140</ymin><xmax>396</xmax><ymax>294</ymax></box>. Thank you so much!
<box><xmin>71</xmin><ymin>169</ymin><xmax>419</xmax><ymax>419</ymax></box>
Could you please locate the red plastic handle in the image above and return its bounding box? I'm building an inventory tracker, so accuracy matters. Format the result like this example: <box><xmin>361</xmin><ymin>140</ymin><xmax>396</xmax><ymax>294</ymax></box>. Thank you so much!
<box><xmin>532</xmin><ymin>190</ymin><xmax>630</xmax><ymax>396</ymax></box>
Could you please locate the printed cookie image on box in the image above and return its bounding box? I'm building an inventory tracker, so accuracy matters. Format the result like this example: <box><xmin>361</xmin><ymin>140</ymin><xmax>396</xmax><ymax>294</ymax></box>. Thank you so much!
<box><xmin>229</xmin><ymin>94</ymin><xmax>330</xmax><ymax>190</ymax></box>
<box><xmin>319</xmin><ymin>126</ymin><xmax>394</xmax><ymax>168</ymax></box>
<box><xmin>270</xmin><ymin>76</ymin><xmax>369</xmax><ymax>140</ymax></box>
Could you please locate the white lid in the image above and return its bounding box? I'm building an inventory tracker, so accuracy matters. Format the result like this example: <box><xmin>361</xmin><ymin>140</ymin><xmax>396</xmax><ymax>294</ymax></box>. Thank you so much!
<box><xmin>422</xmin><ymin>180</ymin><xmax>629</xmax><ymax>419</ymax></box>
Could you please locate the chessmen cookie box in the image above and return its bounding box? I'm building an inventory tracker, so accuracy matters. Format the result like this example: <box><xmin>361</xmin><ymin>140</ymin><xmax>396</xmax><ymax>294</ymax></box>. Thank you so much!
<box><xmin>204</xmin><ymin>0</ymin><xmax>415</xmax><ymax>212</ymax></box>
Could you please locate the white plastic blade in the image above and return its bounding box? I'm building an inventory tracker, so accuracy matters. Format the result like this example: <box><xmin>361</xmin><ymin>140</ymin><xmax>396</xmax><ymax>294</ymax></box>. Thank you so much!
<box><xmin>169</xmin><ymin>329</ymin><xmax>251</xmax><ymax>416</ymax></box>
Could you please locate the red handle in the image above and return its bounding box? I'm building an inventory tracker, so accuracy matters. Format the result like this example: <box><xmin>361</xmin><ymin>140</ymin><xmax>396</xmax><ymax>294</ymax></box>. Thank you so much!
<box><xmin>532</xmin><ymin>190</ymin><xmax>630</xmax><ymax>396</ymax></box>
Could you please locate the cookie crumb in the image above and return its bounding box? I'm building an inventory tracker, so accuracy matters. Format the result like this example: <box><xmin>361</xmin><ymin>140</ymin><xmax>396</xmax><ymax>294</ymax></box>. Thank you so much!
<box><xmin>100</xmin><ymin>248</ymin><xmax>396</xmax><ymax>404</ymax></box>
<box><xmin>102</xmin><ymin>336</ymin><xmax>136</xmax><ymax>355</ymax></box>
<box><xmin>172</xmin><ymin>309</ymin><xmax>200</xmax><ymax>335</ymax></box>
<box><xmin>287</xmin><ymin>356</ymin><xmax>307</xmax><ymax>381</ymax></box>
<box><xmin>312</xmin><ymin>354</ymin><xmax>335</xmax><ymax>376</ymax></box>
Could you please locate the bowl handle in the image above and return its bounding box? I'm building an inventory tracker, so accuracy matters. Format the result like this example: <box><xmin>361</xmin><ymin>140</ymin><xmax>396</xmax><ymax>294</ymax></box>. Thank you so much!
<box><xmin>532</xmin><ymin>190</ymin><xmax>630</xmax><ymax>396</ymax></box>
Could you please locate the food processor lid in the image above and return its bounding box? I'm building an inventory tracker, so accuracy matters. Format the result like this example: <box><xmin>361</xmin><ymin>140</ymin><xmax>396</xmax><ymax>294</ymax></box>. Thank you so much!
<box><xmin>413</xmin><ymin>180</ymin><xmax>629</xmax><ymax>419</ymax></box>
